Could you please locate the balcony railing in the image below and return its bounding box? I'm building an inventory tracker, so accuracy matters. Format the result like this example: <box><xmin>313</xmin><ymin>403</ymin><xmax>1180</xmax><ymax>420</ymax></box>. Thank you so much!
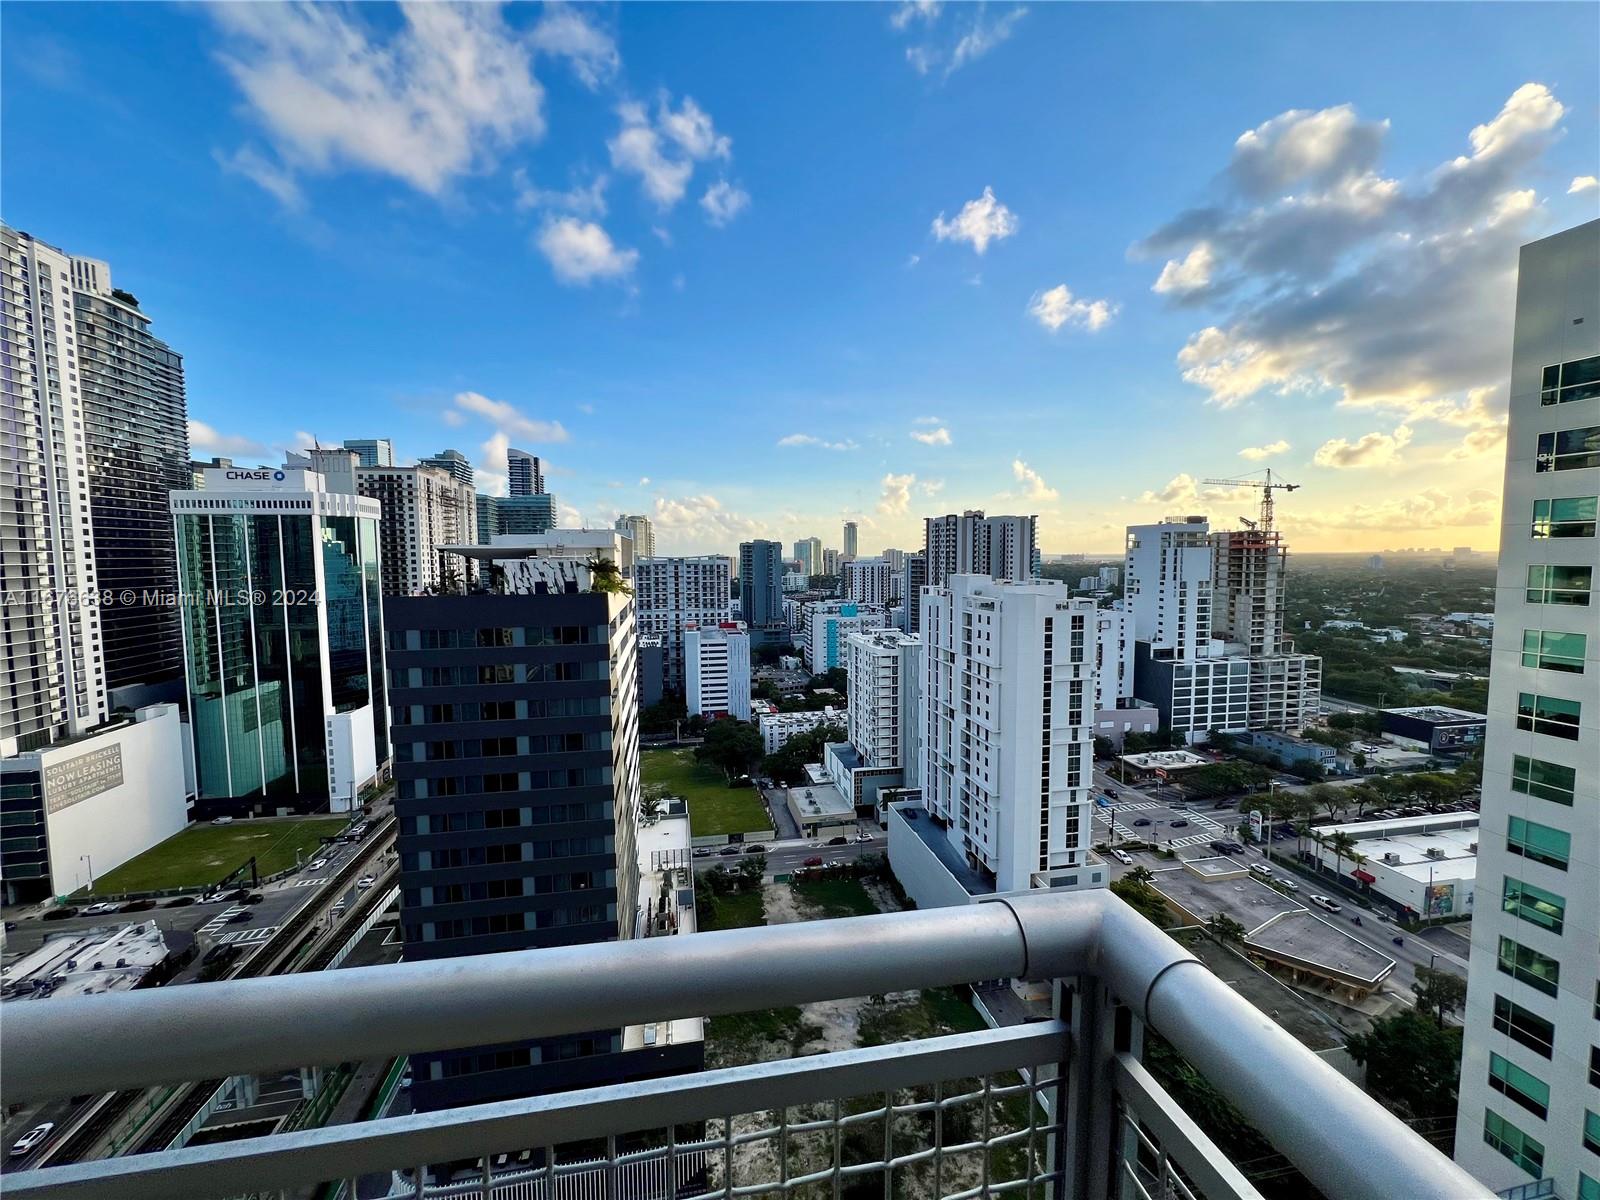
<box><xmin>2</xmin><ymin>890</ymin><xmax>1492</xmax><ymax>1200</ymax></box>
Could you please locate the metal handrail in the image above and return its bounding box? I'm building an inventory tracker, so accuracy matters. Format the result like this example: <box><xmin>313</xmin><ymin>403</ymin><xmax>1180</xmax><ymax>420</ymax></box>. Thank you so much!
<box><xmin>1</xmin><ymin>890</ymin><xmax>1493</xmax><ymax>1200</ymax></box>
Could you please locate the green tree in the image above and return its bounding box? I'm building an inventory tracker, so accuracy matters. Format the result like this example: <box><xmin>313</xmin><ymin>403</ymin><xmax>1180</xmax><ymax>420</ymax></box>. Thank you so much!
<box><xmin>1346</xmin><ymin>1011</ymin><xmax>1463</xmax><ymax>1121</ymax></box>
<box><xmin>1093</xmin><ymin>735</ymin><xmax>1116</xmax><ymax>761</ymax></box>
<box><xmin>761</xmin><ymin>723</ymin><xmax>847</xmax><ymax>785</ymax></box>
<box><xmin>585</xmin><ymin>557</ymin><xmax>630</xmax><ymax>594</ymax></box>
<box><xmin>1412</xmin><ymin>966</ymin><xmax>1468</xmax><ymax>1028</ymax></box>
<box><xmin>1207</xmin><ymin>915</ymin><xmax>1249</xmax><ymax>946</ymax></box>
<box><xmin>639</xmin><ymin>697</ymin><xmax>688</xmax><ymax>736</ymax></box>
<box><xmin>694</xmin><ymin>719</ymin><xmax>764</xmax><ymax>779</ymax></box>
<box><xmin>1111</xmin><ymin>877</ymin><xmax>1170</xmax><ymax>927</ymax></box>
<box><xmin>1326</xmin><ymin>830</ymin><xmax>1357</xmax><ymax>880</ymax></box>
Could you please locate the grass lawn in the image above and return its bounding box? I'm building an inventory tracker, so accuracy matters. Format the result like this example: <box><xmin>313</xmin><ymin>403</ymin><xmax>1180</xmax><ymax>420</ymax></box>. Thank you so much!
<box><xmin>86</xmin><ymin>816</ymin><xmax>349</xmax><ymax>895</ymax></box>
<box><xmin>642</xmin><ymin>748</ymin><xmax>770</xmax><ymax>836</ymax></box>
<box><xmin>857</xmin><ymin>986</ymin><xmax>988</xmax><ymax>1047</ymax></box>
<box><xmin>793</xmin><ymin>877</ymin><xmax>879</xmax><ymax>919</ymax></box>
<box><xmin>697</xmin><ymin>889</ymin><xmax>766</xmax><ymax>932</ymax></box>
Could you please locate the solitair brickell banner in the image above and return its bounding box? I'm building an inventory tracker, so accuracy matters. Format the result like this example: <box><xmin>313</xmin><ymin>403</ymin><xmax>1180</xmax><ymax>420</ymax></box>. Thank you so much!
<box><xmin>43</xmin><ymin>745</ymin><xmax>124</xmax><ymax>815</ymax></box>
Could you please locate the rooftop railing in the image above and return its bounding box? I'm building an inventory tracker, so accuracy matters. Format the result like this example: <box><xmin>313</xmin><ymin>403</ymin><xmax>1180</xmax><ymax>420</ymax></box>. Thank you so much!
<box><xmin>2</xmin><ymin>890</ymin><xmax>1492</xmax><ymax>1200</ymax></box>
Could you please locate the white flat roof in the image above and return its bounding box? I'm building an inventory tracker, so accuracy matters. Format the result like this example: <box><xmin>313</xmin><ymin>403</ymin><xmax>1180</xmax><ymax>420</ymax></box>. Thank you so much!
<box><xmin>1324</xmin><ymin>817</ymin><xmax>1479</xmax><ymax>883</ymax></box>
<box><xmin>1120</xmin><ymin>750</ymin><xmax>1210</xmax><ymax>771</ymax></box>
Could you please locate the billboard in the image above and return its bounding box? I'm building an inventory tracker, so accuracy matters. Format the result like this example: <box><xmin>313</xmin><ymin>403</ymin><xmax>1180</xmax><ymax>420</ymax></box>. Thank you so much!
<box><xmin>43</xmin><ymin>745</ymin><xmax>124</xmax><ymax>815</ymax></box>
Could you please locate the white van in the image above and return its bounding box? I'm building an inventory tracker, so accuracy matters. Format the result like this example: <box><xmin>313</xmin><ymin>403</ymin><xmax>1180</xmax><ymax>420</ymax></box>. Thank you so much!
<box><xmin>1248</xmin><ymin>862</ymin><xmax>1273</xmax><ymax>879</ymax></box>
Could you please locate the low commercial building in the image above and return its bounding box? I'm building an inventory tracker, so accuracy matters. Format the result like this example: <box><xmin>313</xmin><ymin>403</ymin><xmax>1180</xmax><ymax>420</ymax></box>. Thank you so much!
<box><xmin>1308</xmin><ymin>813</ymin><xmax>1478</xmax><ymax>919</ymax></box>
<box><xmin>783</xmin><ymin>765</ymin><xmax>856</xmax><ymax>841</ymax></box>
<box><xmin>685</xmin><ymin>622</ymin><xmax>752</xmax><ymax>722</ymax></box>
<box><xmin>1378</xmin><ymin>705</ymin><xmax>1487</xmax><ymax>755</ymax></box>
<box><xmin>1116</xmin><ymin>749</ymin><xmax>1209</xmax><ymax>782</ymax></box>
<box><xmin>755</xmin><ymin>708</ymin><xmax>846</xmax><ymax>755</ymax></box>
<box><xmin>0</xmin><ymin>704</ymin><xmax>191</xmax><ymax>904</ymax></box>
<box><xmin>1239</xmin><ymin>730</ymin><xmax>1345</xmax><ymax>773</ymax></box>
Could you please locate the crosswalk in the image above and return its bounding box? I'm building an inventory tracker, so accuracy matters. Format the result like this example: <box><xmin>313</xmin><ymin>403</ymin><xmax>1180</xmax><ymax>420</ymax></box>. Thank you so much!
<box><xmin>198</xmin><ymin>905</ymin><xmax>249</xmax><ymax>934</ymax></box>
<box><xmin>215</xmin><ymin>924</ymin><xmax>278</xmax><ymax>946</ymax></box>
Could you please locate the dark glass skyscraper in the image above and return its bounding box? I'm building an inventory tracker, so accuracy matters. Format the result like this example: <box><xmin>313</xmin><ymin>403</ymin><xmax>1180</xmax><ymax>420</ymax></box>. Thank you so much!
<box><xmin>738</xmin><ymin>539</ymin><xmax>784</xmax><ymax>627</ymax></box>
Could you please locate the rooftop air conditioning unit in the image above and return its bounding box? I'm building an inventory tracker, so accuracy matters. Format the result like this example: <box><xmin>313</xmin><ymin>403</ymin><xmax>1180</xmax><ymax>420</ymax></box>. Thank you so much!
<box><xmin>1469</xmin><ymin>842</ymin><xmax>1478</xmax><ymax>853</ymax></box>
<box><xmin>1426</xmin><ymin>848</ymin><xmax>1446</xmax><ymax>860</ymax></box>
<box><xmin>1383</xmin><ymin>853</ymin><xmax>1400</xmax><ymax>864</ymax></box>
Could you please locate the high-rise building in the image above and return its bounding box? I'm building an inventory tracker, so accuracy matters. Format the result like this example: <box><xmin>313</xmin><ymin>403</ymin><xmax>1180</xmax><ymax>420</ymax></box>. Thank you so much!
<box><xmin>2</xmin><ymin>228</ymin><xmax>108</xmax><ymax>754</ymax></box>
<box><xmin>342</xmin><ymin>438</ymin><xmax>394</xmax><ymax>468</ymax></box>
<box><xmin>904</xmin><ymin>553</ymin><xmax>929</xmax><ymax>634</ymax></box>
<box><xmin>355</xmin><ymin>465</ymin><xmax>478</xmax><ymax>595</ymax></box>
<box><xmin>1211</xmin><ymin>527</ymin><xmax>1287</xmax><ymax>656</ymax></box>
<box><xmin>1094</xmin><ymin>609</ymin><xmax>1132</xmax><ymax>710</ymax></box>
<box><xmin>842</xmin><ymin>557</ymin><xmax>893</xmax><ymax>606</ymax></box>
<box><xmin>920</xmin><ymin>576</ymin><xmax>1098</xmax><ymax>893</ymax></box>
<box><xmin>738</xmin><ymin>539</ymin><xmax>784</xmax><ymax>627</ymax></box>
<box><xmin>507</xmin><ymin>448</ymin><xmax>544</xmax><ymax>497</ymax></box>
<box><xmin>802</xmin><ymin>600</ymin><xmax>888</xmax><ymax>672</ymax></box>
<box><xmin>843</xmin><ymin>521</ymin><xmax>859</xmax><ymax>560</ymax></box>
<box><xmin>1454</xmin><ymin>220</ymin><xmax>1598</xmax><ymax>1200</ymax></box>
<box><xmin>418</xmin><ymin>448</ymin><xmax>475</xmax><ymax>487</ymax></box>
<box><xmin>495</xmin><ymin>494</ymin><xmax>558</xmax><ymax>536</ymax></box>
<box><xmin>826</xmin><ymin>628</ymin><xmax>921</xmax><ymax>805</ymax></box>
<box><xmin>633</xmin><ymin>556</ymin><xmax>734</xmax><ymax>691</ymax></box>
<box><xmin>793</xmin><ymin>537</ymin><xmax>822</xmax><ymax>578</ymax></box>
<box><xmin>2</xmin><ymin>226</ymin><xmax>190</xmax><ymax>715</ymax></box>
<box><xmin>883</xmin><ymin>548</ymin><xmax>906</xmax><ymax>572</ymax></box>
<box><xmin>191</xmin><ymin>456</ymin><xmax>235</xmax><ymax>487</ymax></box>
<box><xmin>822</xmin><ymin>548</ymin><xmax>841</xmax><ymax>577</ymax></box>
<box><xmin>1125</xmin><ymin>517</ymin><xmax>1214</xmax><ymax>658</ymax></box>
<box><xmin>615</xmin><ymin>514</ymin><xmax>655</xmax><ymax>560</ymax></box>
<box><xmin>1126</xmin><ymin>515</ymin><xmax>1320</xmax><ymax>740</ymax></box>
<box><xmin>169</xmin><ymin>467</ymin><xmax>388</xmax><ymax>814</ymax></box>
<box><xmin>389</xmin><ymin>567</ymin><xmax>697</xmax><ymax>1110</ymax></box>
<box><xmin>923</xmin><ymin>511</ymin><xmax>1037</xmax><ymax>586</ymax></box>
<box><xmin>685</xmin><ymin>621</ymin><xmax>752</xmax><ymax>721</ymax></box>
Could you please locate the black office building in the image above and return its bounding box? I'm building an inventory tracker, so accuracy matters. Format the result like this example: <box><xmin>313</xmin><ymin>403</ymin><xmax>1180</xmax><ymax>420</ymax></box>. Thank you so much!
<box><xmin>387</xmin><ymin>580</ymin><xmax>698</xmax><ymax>1110</ymax></box>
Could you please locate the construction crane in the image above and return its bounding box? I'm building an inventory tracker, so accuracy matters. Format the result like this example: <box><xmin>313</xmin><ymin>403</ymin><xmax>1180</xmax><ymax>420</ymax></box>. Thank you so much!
<box><xmin>1200</xmin><ymin>468</ymin><xmax>1300</xmax><ymax>531</ymax></box>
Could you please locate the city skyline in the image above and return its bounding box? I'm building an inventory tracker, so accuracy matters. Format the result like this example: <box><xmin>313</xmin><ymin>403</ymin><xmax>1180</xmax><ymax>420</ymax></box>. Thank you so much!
<box><xmin>3</xmin><ymin>3</ymin><xmax>1597</xmax><ymax>558</ymax></box>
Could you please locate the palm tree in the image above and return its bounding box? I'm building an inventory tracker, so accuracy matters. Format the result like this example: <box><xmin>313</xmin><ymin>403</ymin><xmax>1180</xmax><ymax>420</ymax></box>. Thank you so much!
<box><xmin>585</xmin><ymin>557</ymin><xmax>631</xmax><ymax>595</ymax></box>
<box><xmin>1327</xmin><ymin>831</ymin><xmax>1357</xmax><ymax>881</ymax></box>
<box><xmin>1208</xmin><ymin>914</ymin><xmax>1248</xmax><ymax>947</ymax></box>
<box><xmin>1126</xmin><ymin>865</ymin><xmax>1155</xmax><ymax>885</ymax></box>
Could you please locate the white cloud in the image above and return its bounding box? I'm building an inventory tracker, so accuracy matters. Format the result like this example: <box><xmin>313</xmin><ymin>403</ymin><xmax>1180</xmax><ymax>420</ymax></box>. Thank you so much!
<box><xmin>913</xmin><ymin>415</ymin><xmax>944</xmax><ymax>425</ymax></box>
<box><xmin>558</xmin><ymin>502</ymin><xmax>585</xmax><ymax>527</ymax></box>
<box><xmin>777</xmin><ymin>433</ymin><xmax>859</xmax><ymax>451</ymax></box>
<box><xmin>609</xmin><ymin>94</ymin><xmax>731</xmax><ymax>209</ymax></box>
<box><xmin>527</xmin><ymin>2</ymin><xmax>618</xmax><ymax>89</ymax></box>
<box><xmin>1027</xmin><ymin>284</ymin><xmax>1117</xmax><ymax>332</ymax></box>
<box><xmin>1293</xmin><ymin>488</ymin><xmax>1497</xmax><ymax>534</ymax></box>
<box><xmin>931</xmin><ymin>186</ymin><xmax>1017</xmax><ymax>254</ymax></box>
<box><xmin>906</xmin><ymin>253</ymin><xmax>921</xmax><ymax>268</ymax></box>
<box><xmin>890</xmin><ymin>1</ymin><xmax>943</xmax><ymax>30</ymax></box>
<box><xmin>701</xmin><ymin>180</ymin><xmax>751</xmax><ymax>227</ymax></box>
<box><xmin>1138</xmin><ymin>474</ymin><xmax>1261</xmax><ymax>508</ymax></box>
<box><xmin>1140</xmin><ymin>473</ymin><xmax>1198</xmax><ymax>506</ymax></box>
<box><xmin>1011</xmin><ymin>458</ymin><xmax>1058</xmax><ymax>502</ymax></box>
<box><xmin>189</xmin><ymin>419</ymin><xmax>269</xmax><ymax>459</ymax></box>
<box><xmin>1570</xmin><ymin>175</ymin><xmax>1599</xmax><ymax>194</ymax></box>
<box><xmin>451</xmin><ymin>391</ymin><xmax>570</xmax><ymax>443</ymax></box>
<box><xmin>651</xmin><ymin>493</ymin><xmax>766</xmax><ymax>554</ymax></box>
<box><xmin>1152</xmin><ymin>242</ymin><xmax>1214</xmax><ymax>295</ymax></box>
<box><xmin>1312</xmin><ymin>425</ymin><xmax>1412</xmax><ymax>469</ymax></box>
<box><xmin>879</xmin><ymin>473</ymin><xmax>917</xmax><ymax>516</ymax></box>
<box><xmin>210</xmin><ymin>2</ymin><xmax>545</xmax><ymax>196</ymax></box>
<box><xmin>1137</xmin><ymin>83</ymin><xmax>1569</xmax><ymax>442</ymax></box>
<box><xmin>919</xmin><ymin>478</ymin><xmax>946</xmax><ymax>496</ymax></box>
<box><xmin>214</xmin><ymin>145</ymin><xmax>305</xmax><ymax>211</ymax></box>
<box><xmin>947</xmin><ymin>6</ymin><xmax>1027</xmax><ymax>75</ymax></box>
<box><xmin>513</xmin><ymin>167</ymin><xmax>607</xmax><ymax>217</ymax></box>
<box><xmin>1238</xmin><ymin>439</ymin><xmax>1290</xmax><ymax>461</ymax></box>
<box><xmin>905</xmin><ymin>45</ymin><xmax>937</xmax><ymax>75</ymax></box>
<box><xmin>535</xmin><ymin>216</ymin><xmax>639</xmax><ymax>285</ymax></box>
<box><xmin>441</xmin><ymin>409</ymin><xmax>466</xmax><ymax>428</ymax></box>
<box><xmin>577</xmin><ymin>402</ymin><xmax>596</xmax><ymax>415</ymax></box>
<box><xmin>910</xmin><ymin>426</ymin><xmax>952</xmax><ymax>446</ymax></box>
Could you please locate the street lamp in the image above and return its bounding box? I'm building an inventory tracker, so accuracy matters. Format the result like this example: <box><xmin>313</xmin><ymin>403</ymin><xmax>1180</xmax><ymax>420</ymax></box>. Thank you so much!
<box><xmin>81</xmin><ymin>854</ymin><xmax>94</xmax><ymax>894</ymax></box>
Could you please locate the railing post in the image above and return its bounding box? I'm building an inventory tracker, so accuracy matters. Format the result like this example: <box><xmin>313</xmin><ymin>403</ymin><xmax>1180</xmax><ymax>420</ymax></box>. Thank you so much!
<box><xmin>1052</xmin><ymin>976</ymin><xmax>1116</xmax><ymax>1200</ymax></box>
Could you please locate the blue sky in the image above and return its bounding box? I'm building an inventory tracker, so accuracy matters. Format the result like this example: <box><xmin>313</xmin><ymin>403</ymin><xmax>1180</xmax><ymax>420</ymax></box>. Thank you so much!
<box><xmin>4</xmin><ymin>2</ymin><xmax>1597</xmax><ymax>555</ymax></box>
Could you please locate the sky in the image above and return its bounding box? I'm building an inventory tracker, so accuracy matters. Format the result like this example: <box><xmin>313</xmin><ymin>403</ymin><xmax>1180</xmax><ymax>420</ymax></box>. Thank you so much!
<box><xmin>3</xmin><ymin>2</ymin><xmax>1597</xmax><ymax>557</ymax></box>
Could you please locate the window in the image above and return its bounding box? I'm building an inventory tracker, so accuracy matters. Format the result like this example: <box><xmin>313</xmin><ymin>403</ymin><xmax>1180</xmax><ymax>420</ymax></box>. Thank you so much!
<box><xmin>1507</xmin><ymin>816</ymin><xmax>1570</xmax><ymax>870</ymax></box>
<box><xmin>1517</xmin><ymin>692</ymin><xmax>1582</xmax><ymax>740</ymax></box>
<box><xmin>1502</xmin><ymin>877</ymin><xmax>1565</xmax><ymax>934</ymax></box>
<box><xmin>1522</xmin><ymin>629</ymin><xmax>1588</xmax><ymax>673</ymax></box>
<box><xmin>1493</xmin><ymin>995</ymin><xmax>1554</xmax><ymax>1058</ymax></box>
<box><xmin>1532</xmin><ymin>496</ymin><xmax>1598</xmax><ymax>539</ymax></box>
<box><xmin>1541</xmin><ymin>354</ymin><xmax>1600</xmax><ymax>405</ymax></box>
<box><xmin>1579</xmin><ymin>1173</ymin><xmax>1599</xmax><ymax>1200</ymax></box>
<box><xmin>1526</xmin><ymin>564</ymin><xmax>1593</xmax><ymax>606</ymax></box>
<box><xmin>1489</xmin><ymin>1053</ymin><xmax>1550</xmax><ymax>1118</ymax></box>
<box><xmin>1592</xmin><ymin>1045</ymin><xmax>1599</xmax><ymax>1089</ymax></box>
<box><xmin>1497</xmin><ymin>937</ymin><xmax>1560</xmax><ymax>997</ymax></box>
<box><xmin>1536</xmin><ymin>426</ymin><xmax>1600</xmax><ymax>472</ymax></box>
<box><xmin>1511</xmin><ymin>755</ymin><xmax>1577</xmax><ymax>805</ymax></box>
<box><xmin>1586</xmin><ymin>1110</ymin><xmax>1600</xmax><ymax>1157</ymax></box>
<box><xmin>1484</xmin><ymin>1110</ymin><xmax>1544</xmax><ymax>1178</ymax></box>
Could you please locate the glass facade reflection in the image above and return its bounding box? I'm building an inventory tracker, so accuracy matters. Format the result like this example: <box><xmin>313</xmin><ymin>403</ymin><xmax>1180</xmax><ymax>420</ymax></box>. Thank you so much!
<box><xmin>173</xmin><ymin>483</ymin><xmax>386</xmax><ymax>813</ymax></box>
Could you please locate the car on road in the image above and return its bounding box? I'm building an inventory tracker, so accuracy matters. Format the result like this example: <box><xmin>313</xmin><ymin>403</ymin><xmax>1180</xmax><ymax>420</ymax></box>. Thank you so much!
<box><xmin>1110</xmin><ymin>849</ymin><xmax>1134</xmax><ymax>866</ymax></box>
<box><xmin>164</xmin><ymin>896</ymin><xmax>196</xmax><ymax>908</ymax></box>
<box><xmin>82</xmin><ymin>902</ymin><xmax>118</xmax><ymax>915</ymax></box>
<box><xmin>241</xmin><ymin>893</ymin><xmax>265</xmax><ymax>905</ymax></box>
<box><xmin>357</xmin><ymin>875</ymin><xmax>377</xmax><ymax>890</ymax></box>
<box><xmin>1132</xmin><ymin>818</ymin><xmax>1152</xmax><ymax>827</ymax></box>
<box><xmin>855</xmin><ymin>833</ymin><xmax>874</xmax><ymax>842</ymax></box>
<box><xmin>10</xmin><ymin>1122</ymin><xmax>55</xmax><ymax>1158</ymax></box>
<box><xmin>1209</xmin><ymin>840</ymin><xmax>1231</xmax><ymax>853</ymax></box>
<box><xmin>120</xmin><ymin>899</ymin><xmax>157</xmax><ymax>912</ymax></box>
<box><xmin>803</xmin><ymin>856</ymin><xmax>823</xmax><ymax>867</ymax></box>
<box><xmin>826</xmin><ymin>836</ymin><xmax>849</xmax><ymax>845</ymax></box>
<box><xmin>743</xmin><ymin>844</ymin><xmax>767</xmax><ymax>854</ymax></box>
<box><xmin>225</xmin><ymin>910</ymin><xmax>252</xmax><ymax>923</ymax></box>
<box><xmin>1277</xmin><ymin>879</ymin><xmax>1301</xmax><ymax>893</ymax></box>
<box><xmin>1248</xmin><ymin>862</ymin><xmax>1273</xmax><ymax>879</ymax></box>
<box><xmin>306</xmin><ymin>859</ymin><xmax>328</xmax><ymax>872</ymax></box>
<box><xmin>1309</xmin><ymin>895</ymin><xmax>1342</xmax><ymax>913</ymax></box>
<box><xmin>719</xmin><ymin>846</ymin><xmax>741</xmax><ymax>856</ymax></box>
<box><xmin>1103</xmin><ymin>788</ymin><xmax>1119</xmax><ymax>799</ymax></box>
<box><xmin>1170</xmin><ymin>820</ymin><xmax>1189</xmax><ymax>828</ymax></box>
<box><xmin>692</xmin><ymin>847</ymin><xmax>712</xmax><ymax>858</ymax></box>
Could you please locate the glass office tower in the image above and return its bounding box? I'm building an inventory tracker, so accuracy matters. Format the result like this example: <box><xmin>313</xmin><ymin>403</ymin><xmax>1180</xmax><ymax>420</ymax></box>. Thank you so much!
<box><xmin>171</xmin><ymin>467</ymin><xmax>387</xmax><ymax>814</ymax></box>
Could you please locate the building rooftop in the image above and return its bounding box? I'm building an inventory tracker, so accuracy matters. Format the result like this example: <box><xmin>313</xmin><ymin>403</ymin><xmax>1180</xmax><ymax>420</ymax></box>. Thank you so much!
<box><xmin>1321</xmin><ymin>816</ymin><xmax>1479</xmax><ymax>884</ymax></box>
<box><xmin>1120</xmin><ymin>750</ymin><xmax>1210</xmax><ymax>772</ymax></box>
<box><xmin>1381</xmin><ymin>705</ymin><xmax>1487</xmax><ymax>723</ymax></box>
<box><xmin>628</xmin><ymin>807</ymin><xmax>702</xmax><ymax>1051</ymax></box>
<box><xmin>893</xmin><ymin>802</ymin><xmax>995</xmax><ymax>896</ymax></box>
<box><xmin>1</xmin><ymin>923</ymin><xmax>170</xmax><ymax>1002</ymax></box>
<box><xmin>787</xmin><ymin>774</ymin><xmax>854</xmax><ymax>820</ymax></box>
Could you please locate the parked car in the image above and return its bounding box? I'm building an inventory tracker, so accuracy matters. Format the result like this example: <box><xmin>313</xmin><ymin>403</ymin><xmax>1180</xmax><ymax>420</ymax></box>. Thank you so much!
<box><xmin>120</xmin><ymin>899</ymin><xmax>156</xmax><ymax>912</ymax></box>
<box><xmin>10</xmin><ymin>1123</ymin><xmax>55</xmax><ymax>1158</ymax></box>
<box><xmin>1110</xmin><ymin>849</ymin><xmax>1134</xmax><ymax>866</ymax></box>
<box><xmin>691</xmin><ymin>847</ymin><xmax>712</xmax><ymax>858</ymax></box>
<box><xmin>804</xmin><ymin>856</ymin><xmax>823</xmax><ymax>867</ymax></box>
<box><xmin>719</xmin><ymin>846</ymin><xmax>741</xmax><ymax>856</ymax></box>
<box><xmin>826</xmin><ymin>836</ymin><xmax>849</xmax><ymax>845</ymax></box>
<box><xmin>82</xmin><ymin>902</ymin><xmax>118</xmax><ymax>915</ymax></box>
<box><xmin>211</xmin><ymin>816</ymin><xmax>234</xmax><ymax>826</ymax></box>
<box><xmin>743</xmin><ymin>844</ymin><xmax>767</xmax><ymax>855</ymax></box>
<box><xmin>164</xmin><ymin>896</ymin><xmax>197</xmax><ymax>908</ymax></box>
